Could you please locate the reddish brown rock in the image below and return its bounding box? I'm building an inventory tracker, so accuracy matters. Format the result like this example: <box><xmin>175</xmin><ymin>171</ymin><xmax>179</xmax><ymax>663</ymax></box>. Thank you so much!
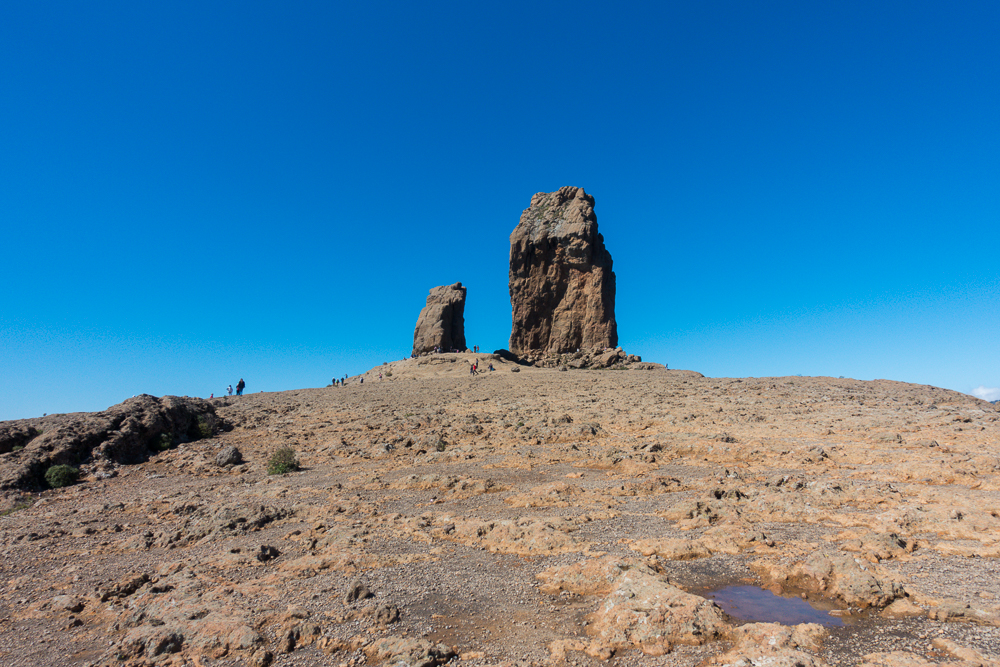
<box><xmin>705</xmin><ymin>623</ymin><xmax>829</xmax><ymax>667</ymax></box>
<box><xmin>412</xmin><ymin>282</ymin><xmax>467</xmax><ymax>356</ymax></box>
<box><xmin>585</xmin><ymin>561</ymin><xmax>729</xmax><ymax>655</ymax></box>
<box><xmin>753</xmin><ymin>551</ymin><xmax>906</xmax><ymax>610</ymax></box>
<box><xmin>509</xmin><ymin>187</ymin><xmax>617</xmax><ymax>356</ymax></box>
<box><xmin>2</xmin><ymin>368</ymin><xmax>999</xmax><ymax>666</ymax></box>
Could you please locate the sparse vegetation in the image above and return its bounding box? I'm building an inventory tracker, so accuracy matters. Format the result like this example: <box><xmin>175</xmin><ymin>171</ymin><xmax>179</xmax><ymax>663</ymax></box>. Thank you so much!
<box><xmin>435</xmin><ymin>440</ymin><xmax>446</xmax><ymax>452</ymax></box>
<box><xmin>194</xmin><ymin>416</ymin><xmax>214</xmax><ymax>440</ymax></box>
<box><xmin>0</xmin><ymin>498</ymin><xmax>34</xmax><ymax>517</ymax></box>
<box><xmin>45</xmin><ymin>464</ymin><xmax>79</xmax><ymax>489</ymax></box>
<box><xmin>11</xmin><ymin>445</ymin><xmax>24</xmax><ymax>452</ymax></box>
<box><xmin>155</xmin><ymin>433</ymin><xmax>173</xmax><ymax>451</ymax></box>
<box><xmin>267</xmin><ymin>447</ymin><xmax>300</xmax><ymax>475</ymax></box>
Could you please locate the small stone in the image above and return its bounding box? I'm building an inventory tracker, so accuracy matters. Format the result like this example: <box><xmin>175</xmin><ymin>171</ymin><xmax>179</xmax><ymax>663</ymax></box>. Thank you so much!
<box><xmin>375</xmin><ymin>604</ymin><xmax>401</xmax><ymax>625</ymax></box>
<box><xmin>279</xmin><ymin>630</ymin><xmax>296</xmax><ymax>653</ymax></box>
<box><xmin>51</xmin><ymin>595</ymin><xmax>84</xmax><ymax>613</ymax></box>
<box><xmin>256</xmin><ymin>545</ymin><xmax>280</xmax><ymax>562</ymax></box>
<box><xmin>215</xmin><ymin>446</ymin><xmax>242</xmax><ymax>467</ymax></box>
<box><xmin>344</xmin><ymin>580</ymin><xmax>373</xmax><ymax>604</ymax></box>
<box><xmin>249</xmin><ymin>649</ymin><xmax>274</xmax><ymax>667</ymax></box>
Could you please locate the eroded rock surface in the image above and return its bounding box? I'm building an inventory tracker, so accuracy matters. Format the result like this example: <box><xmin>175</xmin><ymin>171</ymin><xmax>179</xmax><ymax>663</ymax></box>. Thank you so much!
<box><xmin>412</xmin><ymin>282</ymin><xmax>467</xmax><ymax>356</ymax></box>
<box><xmin>1</xmin><ymin>367</ymin><xmax>999</xmax><ymax>666</ymax></box>
<box><xmin>509</xmin><ymin>186</ymin><xmax>617</xmax><ymax>356</ymax></box>
<box><xmin>0</xmin><ymin>394</ymin><xmax>223</xmax><ymax>490</ymax></box>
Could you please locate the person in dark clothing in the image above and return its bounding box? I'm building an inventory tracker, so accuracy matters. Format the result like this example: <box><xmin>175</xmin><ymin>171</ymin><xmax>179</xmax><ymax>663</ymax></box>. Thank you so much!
<box><xmin>236</xmin><ymin>378</ymin><xmax>245</xmax><ymax>396</ymax></box>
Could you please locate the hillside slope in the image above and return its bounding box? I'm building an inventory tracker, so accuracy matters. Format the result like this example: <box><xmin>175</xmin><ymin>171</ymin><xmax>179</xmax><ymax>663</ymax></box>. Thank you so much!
<box><xmin>1</xmin><ymin>362</ymin><xmax>998</xmax><ymax>666</ymax></box>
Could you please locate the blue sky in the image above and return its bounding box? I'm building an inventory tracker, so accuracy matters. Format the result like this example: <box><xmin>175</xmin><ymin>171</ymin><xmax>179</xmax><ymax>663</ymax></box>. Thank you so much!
<box><xmin>2</xmin><ymin>1</ymin><xmax>998</xmax><ymax>420</ymax></box>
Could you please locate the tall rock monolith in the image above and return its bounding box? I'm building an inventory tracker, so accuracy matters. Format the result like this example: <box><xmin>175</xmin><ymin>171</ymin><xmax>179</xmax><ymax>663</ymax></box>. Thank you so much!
<box><xmin>412</xmin><ymin>282</ymin><xmax>467</xmax><ymax>356</ymax></box>
<box><xmin>509</xmin><ymin>186</ymin><xmax>617</xmax><ymax>356</ymax></box>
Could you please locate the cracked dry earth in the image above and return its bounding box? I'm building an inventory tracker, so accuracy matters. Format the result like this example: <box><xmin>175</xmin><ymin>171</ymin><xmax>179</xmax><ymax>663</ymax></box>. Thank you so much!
<box><xmin>2</xmin><ymin>355</ymin><xmax>1000</xmax><ymax>667</ymax></box>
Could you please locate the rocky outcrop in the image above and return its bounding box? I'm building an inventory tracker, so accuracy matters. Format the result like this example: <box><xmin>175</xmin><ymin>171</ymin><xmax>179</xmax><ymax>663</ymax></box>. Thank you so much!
<box><xmin>412</xmin><ymin>283</ymin><xmax>467</xmax><ymax>356</ymax></box>
<box><xmin>753</xmin><ymin>551</ymin><xmax>907</xmax><ymax>610</ymax></box>
<box><xmin>517</xmin><ymin>345</ymin><xmax>648</xmax><ymax>370</ymax></box>
<box><xmin>509</xmin><ymin>187</ymin><xmax>617</xmax><ymax>356</ymax></box>
<box><xmin>537</xmin><ymin>556</ymin><xmax>730</xmax><ymax>656</ymax></box>
<box><xmin>0</xmin><ymin>394</ymin><xmax>225</xmax><ymax>490</ymax></box>
<box><xmin>704</xmin><ymin>623</ymin><xmax>828</xmax><ymax>667</ymax></box>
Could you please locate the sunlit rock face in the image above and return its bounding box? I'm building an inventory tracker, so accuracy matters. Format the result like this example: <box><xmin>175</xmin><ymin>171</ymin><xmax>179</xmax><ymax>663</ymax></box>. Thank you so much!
<box><xmin>412</xmin><ymin>282</ymin><xmax>467</xmax><ymax>356</ymax></box>
<box><xmin>508</xmin><ymin>187</ymin><xmax>617</xmax><ymax>356</ymax></box>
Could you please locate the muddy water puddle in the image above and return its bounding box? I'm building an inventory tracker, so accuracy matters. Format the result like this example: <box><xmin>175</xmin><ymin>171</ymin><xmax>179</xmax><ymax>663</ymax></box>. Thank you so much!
<box><xmin>663</xmin><ymin>556</ymin><xmax>856</xmax><ymax>627</ymax></box>
<box><xmin>705</xmin><ymin>585</ymin><xmax>847</xmax><ymax>626</ymax></box>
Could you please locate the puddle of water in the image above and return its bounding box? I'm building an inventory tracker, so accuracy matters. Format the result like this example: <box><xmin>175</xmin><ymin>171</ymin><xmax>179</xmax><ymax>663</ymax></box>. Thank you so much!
<box><xmin>706</xmin><ymin>585</ymin><xmax>846</xmax><ymax>627</ymax></box>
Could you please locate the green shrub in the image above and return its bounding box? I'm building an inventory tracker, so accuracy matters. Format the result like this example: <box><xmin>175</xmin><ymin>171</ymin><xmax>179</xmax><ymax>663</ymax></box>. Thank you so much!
<box><xmin>155</xmin><ymin>433</ymin><xmax>173</xmax><ymax>451</ymax></box>
<box><xmin>45</xmin><ymin>464</ymin><xmax>79</xmax><ymax>489</ymax></box>
<box><xmin>188</xmin><ymin>415</ymin><xmax>215</xmax><ymax>440</ymax></box>
<box><xmin>267</xmin><ymin>447</ymin><xmax>300</xmax><ymax>475</ymax></box>
<box><xmin>435</xmin><ymin>440</ymin><xmax>446</xmax><ymax>452</ymax></box>
<box><xmin>11</xmin><ymin>445</ymin><xmax>24</xmax><ymax>452</ymax></box>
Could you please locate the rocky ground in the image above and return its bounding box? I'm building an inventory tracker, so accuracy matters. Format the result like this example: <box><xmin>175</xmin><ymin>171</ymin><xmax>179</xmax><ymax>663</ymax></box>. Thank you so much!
<box><xmin>1</xmin><ymin>353</ymin><xmax>999</xmax><ymax>667</ymax></box>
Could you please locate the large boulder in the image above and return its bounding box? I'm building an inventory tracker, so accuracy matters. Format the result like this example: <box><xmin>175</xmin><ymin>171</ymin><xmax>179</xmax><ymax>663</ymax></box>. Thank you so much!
<box><xmin>412</xmin><ymin>282</ymin><xmax>467</xmax><ymax>356</ymax></box>
<box><xmin>509</xmin><ymin>186</ymin><xmax>617</xmax><ymax>356</ymax></box>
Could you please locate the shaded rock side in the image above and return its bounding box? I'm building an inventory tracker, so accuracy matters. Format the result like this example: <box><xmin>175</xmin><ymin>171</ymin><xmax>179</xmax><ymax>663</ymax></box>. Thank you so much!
<box><xmin>509</xmin><ymin>186</ymin><xmax>617</xmax><ymax>356</ymax></box>
<box><xmin>0</xmin><ymin>395</ymin><xmax>225</xmax><ymax>491</ymax></box>
<box><xmin>412</xmin><ymin>283</ymin><xmax>467</xmax><ymax>356</ymax></box>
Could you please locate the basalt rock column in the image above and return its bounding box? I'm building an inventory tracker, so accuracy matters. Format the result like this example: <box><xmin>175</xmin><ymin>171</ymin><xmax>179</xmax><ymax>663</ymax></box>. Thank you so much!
<box><xmin>412</xmin><ymin>282</ymin><xmax>468</xmax><ymax>355</ymax></box>
<box><xmin>509</xmin><ymin>186</ymin><xmax>617</xmax><ymax>356</ymax></box>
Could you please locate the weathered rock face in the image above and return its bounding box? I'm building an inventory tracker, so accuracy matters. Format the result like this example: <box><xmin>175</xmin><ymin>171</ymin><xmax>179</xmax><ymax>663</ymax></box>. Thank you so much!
<box><xmin>0</xmin><ymin>395</ymin><xmax>225</xmax><ymax>490</ymax></box>
<box><xmin>412</xmin><ymin>283</ymin><xmax>467</xmax><ymax>356</ymax></box>
<box><xmin>509</xmin><ymin>186</ymin><xmax>617</xmax><ymax>356</ymax></box>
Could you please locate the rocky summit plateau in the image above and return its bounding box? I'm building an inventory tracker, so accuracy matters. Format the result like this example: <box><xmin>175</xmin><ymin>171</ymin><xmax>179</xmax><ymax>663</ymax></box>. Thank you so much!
<box><xmin>2</xmin><ymin>358</ymin><xmax>1000</xmax><ymax>667</ymax></box>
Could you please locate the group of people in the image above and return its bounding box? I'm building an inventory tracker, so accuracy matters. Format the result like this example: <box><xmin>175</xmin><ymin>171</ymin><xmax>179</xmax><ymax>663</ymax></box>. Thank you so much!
<box><xmin>469</xmin><ymin>361</ymin><xmax>495</xmax><ymax>376</ymax></box>
<box><xmin>213</xmin><ymin>379</ymin><xmax>245</xmax><ymax>399</ymax></box>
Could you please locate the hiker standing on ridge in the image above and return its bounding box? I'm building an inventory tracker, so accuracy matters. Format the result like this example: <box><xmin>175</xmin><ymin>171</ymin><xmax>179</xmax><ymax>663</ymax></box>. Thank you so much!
<box><xmin>236</xmin><ymin>378</ymin><xmax>245</xmax><ymax>396</ymax></box>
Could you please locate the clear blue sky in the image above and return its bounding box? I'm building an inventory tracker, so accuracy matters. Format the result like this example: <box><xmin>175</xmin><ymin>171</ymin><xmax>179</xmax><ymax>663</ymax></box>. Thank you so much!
<box><xmin>2</xmin><ymin>1</ymin><xmax>998</xmax><ymax>420</ymax></box>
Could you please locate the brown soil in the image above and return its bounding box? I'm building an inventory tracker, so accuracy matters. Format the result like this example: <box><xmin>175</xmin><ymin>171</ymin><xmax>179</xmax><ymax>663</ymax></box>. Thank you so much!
<box><xmin>1</xmin><ymin>354</ymin><xmax>998</xmax><ymax>667</ymax></box>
